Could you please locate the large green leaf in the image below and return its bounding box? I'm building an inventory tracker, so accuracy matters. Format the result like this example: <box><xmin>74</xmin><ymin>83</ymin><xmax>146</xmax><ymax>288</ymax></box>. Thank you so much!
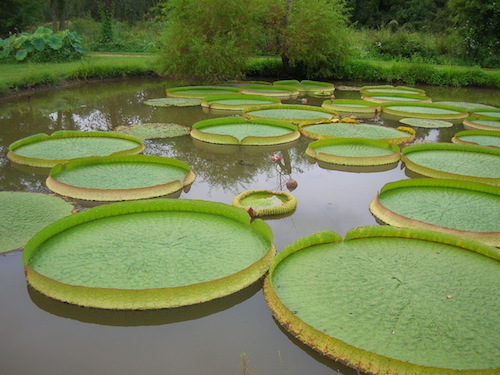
<box><xmin>243</xmin><ymin>104</ymin><xmax>337</xmax><ymax>125</ymax></box>
<box><xmin>23</xmin><ymin>199</ymin><xmax>275</xmax><ymax>309</ymax></box>
<box><xmin>30</xmin><ymin>36</ymin><xmax>46</xmax><ymax>51</ymax></box>
<box><xmin>241</xmin><ymin>84</ymin><xmax>299</xmax><ymax>99</ymax></box>
<box><xmin>264</xmin><ymin>226</ymin><xmax>500</xmax><ymax>374</ymax></box>
<box><xmin>452</xmin><ymin>130</ymin><xmax>500</xmax><ymax>148</ymax></box>
<box><xmin>370</xmin><ymin>178</ymin><xmax>500</xmax><ymax>246</ymax></box>
<box><xmin>0</xmin><ymin>192</ymin><xmax>74</xmax><ymax>254</ymax></box>
<box><xmin>47</xmin><ymin>35</ymin><xmax>63</xmax><ymax>50</ymax></box>
<box><xmin>322</xmin><ymin>99</ymin><xmax>381</xmax><ymax>114</ymax></box>
<box><xmin>166</xmin><ymin>86</ymin><xmax>240</xmax><ymax>99</ymax></box>
<box><xmin>382</xmin><ymin>102</ymin><xmax>468</xmax><ymax>119</ymax></box>
<box><xmin>201</xmin><ymin>94</ymin><xmax>280</xmax><ymax>111</ymax></box>
<box><xmin>143</xmin><ymin>98</ymin><xmax>201</xmax><ymax>107</ymax></box>
<box><xmin>46</xmin><ymin>155</ymin><xmax>196</xmax><ymax>201</ymax></box>
<box><xmin>360</xmin><ymin>85</ymin><xmax>425</xmax><ymax>95</ymax></box>
<box><xmin>113</xmin><ymin>123</ymin><xmax>191</xmax><ymax>139</ymax></box>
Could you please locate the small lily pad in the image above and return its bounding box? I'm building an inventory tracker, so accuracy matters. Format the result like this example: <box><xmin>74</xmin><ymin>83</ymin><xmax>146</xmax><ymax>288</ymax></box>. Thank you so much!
<box><xmin>233</xmin><ymin>189</ymin><xmax>297</xmax><ymax>217</ymax></box>
<box><xmin>114</xmin><ymin>123</ymin><xmax>191</xmax><ymax>139</ymax></box>
<box><xmin>399</xmin><ymin>118</ymin><xmax>454</xmax><ymax>128</ymax></box>
<box><xmin>143</xmin><ymin>98</ymin><xmax>201</xmax><ymax>107</ymax></box>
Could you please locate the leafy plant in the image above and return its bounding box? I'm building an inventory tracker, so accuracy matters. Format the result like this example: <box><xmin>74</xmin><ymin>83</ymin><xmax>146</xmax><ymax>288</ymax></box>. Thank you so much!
<box><xmin>0</xmin><ymin>26</ymin><xmax>84</xmax><ymax>62</ymax></box>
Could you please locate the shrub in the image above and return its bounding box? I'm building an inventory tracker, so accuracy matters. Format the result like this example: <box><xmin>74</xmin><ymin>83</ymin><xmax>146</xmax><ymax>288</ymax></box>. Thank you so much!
<box><xmin>0</xmin><ymin>27</ymin><xmax>84</xmax><ymax>62</ymax></box>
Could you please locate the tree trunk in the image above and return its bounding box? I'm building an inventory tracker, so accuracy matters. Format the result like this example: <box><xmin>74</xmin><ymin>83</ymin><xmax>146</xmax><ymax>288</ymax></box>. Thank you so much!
<box><xmin>50</xmin><ymin>0</ymin><xmax>57</xmax><ymax>33</ymax></box>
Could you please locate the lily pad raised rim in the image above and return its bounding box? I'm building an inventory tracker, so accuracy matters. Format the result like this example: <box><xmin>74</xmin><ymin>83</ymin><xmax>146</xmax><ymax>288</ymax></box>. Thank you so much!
<box><xmin>190</xmin><ymin>117</ymin><xmax>300</xmax><ymax>145</ymax></box>
<box><xmin>242</xmin><ymin>104</ymin><xmax>338</xmax><ymax>125</ymax></box>
<box><xmin>452</xmin><ymin>130</ymin><xmax>500</xmax><ymax>148</ymax></box>
<box><xmin>360</xmin><ymin>85</ymin><xmax>426</xmax><ymax>95</ymax></box>
<box><xmin>369</xmin><ymin>178</ymin><xmax>500</xmax><ymax>246</ymax></box>
<box><xmin>200</xmin><ymin>94</ymin><xmax>281</xmax><ymax>111</ymax></box>
<box><xmin>401</xmin><ymin>142</ymin><xmax>500</xmax><ymax>186</ymax></box>
<box><xmin>7</xmin><ymin>130</ymin><xmax>145</xmax><ymax>168</ymax></box>
<box><xmin>463</xmin><ymin>115</ymin><xmax>500</xmax><ymax>131</ymax></box>
<box><xmin>305</xmin><ymin>138</ymin><xmax>401</xmax><ymax>166</ymax></box>
<box><xmin>299</xmin><ymin>122</ymin><xmax>416</xmax><ymax>144</ymax></box>
<box><xmin>143</xmin><ymin>97</ymin><xmax>202</xmax><ymax>107</ymax></box>
<box><xmin>46</xmin><ymin>154</ymin><xmax>196</xmax><ymax>201</ymax></box>
<box><xmin>470</xmin><ymin>108</ymin><xmax>500</xmax><ymax>118</ymax></box>
<box><xmin>321</xmin><ymin>99</ymin><xmax>381</xmax><ymax>113</ymax></box>
<box><xmin>361</xmin><ymin>92</ymin><xmax>432</xmax><ymax>103</ymax></box>
<box><xmin>23</xmin><ymin>199</ymin><xmax>275</xmax><ymax>310</ymax></box>
<box><xmin>241</xmin><ymin>84</ymin><xmax>300</xmax><ymax>99</ymax></box>
<box><xmin>232</xmin><ymin>189</ymin><xmax>297</xmax><ymax>217</ymax></box>
<box><xmin>263</xmin><ymin>225</ymin><xmax>499</xmax><ymax>375</ymax></box>
<box><xmin>381</xmin><ymin>102</ymin><xmax>468</xmax><ymax>119</ymax></box>
<box><xmin>399</xmin><ymin>118</ymin><xmax>454</xmax><ymax>128</ymax></box>
<box><xmin>166</xmin><ymin>85</ymin><xmax>240</xmax><ymax>99</ymax></box>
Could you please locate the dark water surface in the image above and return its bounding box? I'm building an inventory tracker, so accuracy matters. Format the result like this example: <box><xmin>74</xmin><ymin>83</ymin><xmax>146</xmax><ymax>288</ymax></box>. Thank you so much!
<box><xmin>1</xmin><ymin>78</ymin><xmax>498</xmax><ymax>375</ymax></box>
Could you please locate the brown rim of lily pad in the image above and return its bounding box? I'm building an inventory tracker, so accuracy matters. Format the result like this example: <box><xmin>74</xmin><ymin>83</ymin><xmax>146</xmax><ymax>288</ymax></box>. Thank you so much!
<box><xmin>369</xmin><ymin>178</ymin><xmax>500</xmax><ymax>247</ymax></box>
<box><xmin>232</xmin><ymin>189</ymin><xmax>297</xmax><ymax>217</ymax></box>
<box><xmin>264</xmin><ymin>226</ymin><xmax>500</xmax><ymax>375</ymax></box>
<box><xmin>305</xmin><ymin>138</ymin><xmax>401</xmax><ymax>166</ymax></box>
<box><xmin>46</xmin><ymin>155</ymin><xmax>196</xmax><ymax>201</ymax></box>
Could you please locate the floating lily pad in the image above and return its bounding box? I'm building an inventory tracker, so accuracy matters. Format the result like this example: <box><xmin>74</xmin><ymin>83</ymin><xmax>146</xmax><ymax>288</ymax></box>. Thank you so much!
<box><xmin>402</xmin><ymin>143</ymin><xmax>500</xmax><ymax>186</ymax></box>
<box><xmin>463</xmin><ymin>116</ymin><xmax>500</xmax><ymax>131</ymax></box>
<box><xmin>0</xmin><ymin>192</ymin><xmax>74</xmax><ymax>254</ymax></box>
<box><xmin>470</xmin><ymin>108</ymin><xmax>500</xmax><ymax>118</ymax></box>
<box><xmin>362</xmin><ymin>92</ymin><xmax>431</xmax><ymax>103</ymax></box>
<box><xmin>300</xmin><ymin>122</ymin><xmax>415</xmax><ymax>144</ymax></box>
<box><xmin>434</xmin><ymin>101</ymin><xmax>496</xmax><ymax>111</ymax></box>
<box><xmin>243</xmin><ymin>104</ymin><xmax>337</xmax><ymax>125</ymax></box>
<box><xmin>301</xmin><ymin>80</ymin><xmax>335</xmax><ymax>96</ymax></box>
<box><xmin>241</xmin><ymin>84</ymin><xmax>299</xmax><ymax>99</ymax></box>
<box><xmin>191</xmin><ymin>117</ymin><xmax>300</xmax><ymax>145</ymax></box>
<box><xmin>264</xmin><ymin>226</ymin><xmax>500</xmax><ymax>375</ymax></box>
<box><xmin>452</xmin><ymin>130</ymin><xmax>500</xmax><ymax>148</ymax></box>
<box><xmin>7</xmin><ymin>131</ymin><xmax>144</xmax><ymax>168</ymax></box>
<box><xmin>273</xmin><ymin>80</ymin><xmax>306</xmax><ymax>92</ymax></box>
<box><xmin>232</xmin><ymin>189</ymin><xmax>297</xmax><ymax>217</ymax></box>
<box><xmin>201</xmin><ymin>94</ymin><xmax>280</xmax><ymax>111</ymax></box>
<box><xmin>306</xmin><ymin>138</ymin><xmax>401</xmax><ymax>166</ymax></box>
<box><xmin>143</xmin><ymin>98</ymin><xmax>201</xmax><ymax>107</ymax></box>
<box><xmin>166</xmin><ymin>86</ymin><xmax>240</xmax><ymax>99</ymax></box>
<box><xmin>382</xmin><ymin>102</ymin><xmax>468</xmax><ymax>119</ymax></box>
<box><xmin>322</xmin><ymin>99</ymin><xmax>381</xmax><ymax>114</ymax></box>
<box><xmin>46</xmin><ymin>155</ymin><xmax>196</xmax><ymax>201</ymax></box>
<box><xmin>360</xmin><ymin>85</ymin><xmax>425</xmax><ymax>95</ymax></box>
<box><xmin>399</xmin><ymin>118</ymin><xmax>454</xmax><ymax>128</ymax></box>
<box><xmin>23</xmin><ymin>199</ymin><xmax>275</xmax><ymax>309</ymax></box>
<box><xmin>114</xmin><ymin>123</ymin><xmax>190</xmax><ymax>139</ymax></box>
<box><xmin>370</xmin><ymin>178</ymin><xmax>500</xmax><ymax>246</ymax></box>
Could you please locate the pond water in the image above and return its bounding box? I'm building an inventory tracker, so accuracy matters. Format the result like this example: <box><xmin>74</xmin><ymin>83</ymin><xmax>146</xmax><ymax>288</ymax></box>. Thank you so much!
<box><xmin>0</xmin><ymin>78</ymin><xmax>498</xmax><ymax>375</ymax></box>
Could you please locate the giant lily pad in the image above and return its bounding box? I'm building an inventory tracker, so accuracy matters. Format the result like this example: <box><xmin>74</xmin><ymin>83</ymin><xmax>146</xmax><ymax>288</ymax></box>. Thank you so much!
<box><xmin>301</xmin><ymin>80</ymin><xmax>335</xmax><ymax>96</ymax></box>
<box><xmin>201</xmin><ymin>94</ymin><xmax>280</xmax><ymax>111</ymax></box>
<box><xmin>322</xmin><ymin>99</ymin><xmax>381</xmax><ymax>114</ymax></box>
<box><xmin>143</xmin><ymin>98</ymin><xmax>201</xmax><ymax>107</ymax></box>
<box><xmin>382</xmin><ymin>102</ymin><xmax>468</xmax><ymax>119</ymax></box>
<box><xmin>434</xmin><ymin>102</ymin><xmax>496</xmax><ymax>111</ymax></box>
<box><xmin>243</xmin><ymin>104</ymin><xmax>337</xmax><ymax>125</ymax></box>
<box><xmin>306</xmin><ymin>138</ymin><xmax>401</xmax><ymax>166</ymax></box>
<box><xmin>166</xmin><ymin>86</ymin><xmax>240</xmax><ymax>99</ymax></box>
<box><xmin>470</xmin><ymin>108</ymin><xmax>500</xmax><ymax>118</ymax></box>
<box><xmin>401</xmin><ymin>143</ymin><xmax>500</xmax><ymax>186</ymax></box>
<box><xmin>0</xmin><ymin>192</ymin><xmax>74</xmax><ymax>254</ymax></box>
<box><xmin>46</xmin><ymin>155</ymin><xmax>196</xmax><ymax>201</ymax></box>
<box><xmin>264</xmin><ymin>226</ymin><xmax>500</xmax><ymax>375</ymax></box>
<box><xmin>452</xmin><ymin>130</ymin><xmax>500</xmax><ymax>148</ymax></box>
<box><xmin>241</xmin><ymin>84</ymin><xmax>299</xmax><ymax>99</ymax></box>
<box><xmin>370</xmin><ymin>178</ymin><xmax>500</xmax><ymax>247</ymax></box>
<box><xmin>360</xmin><ymin>85</ymin><xmax>425</xmax><ymax>95</ymax></box>
<box><xmin>23</xmin><ymin>199</ymin><xmax>275</xmax><ymax>309</ymax></box>
<box><xmin>362</xmin><ymin>92</ymin><xmax>431</xmax><ymax>103</ymax></box>
<box><xmin>399</xmin><ymin>118</ymin><xmax>453</xmax><ymax>128</ymax></box>
<box><xmin>191</xmin><ymin>117</ymin><xmax>300</xmax><ymax>145</ymax></box>
<box><xmin>7</xmin><ymin>131</ymin><xmax>144</xmax><ymax>168</ymax></box>
<box><xmin>232</xmin><ymin>189</ymin><xmax>297</xmax><ymax>217</ymax></box>
<box><xmin>113</xmin><ymin>123</ymin><xmax>190</xmax><ymax>139</ymax></box>
<box><xmin>463</xmin><ymin>116</ymin><xmax>500</xmax><ymax>131</ymax></box>
<box><xmin>300</xmin><ymin>122</ymin><xmax>415</xmax><ymax>144</ymax></box>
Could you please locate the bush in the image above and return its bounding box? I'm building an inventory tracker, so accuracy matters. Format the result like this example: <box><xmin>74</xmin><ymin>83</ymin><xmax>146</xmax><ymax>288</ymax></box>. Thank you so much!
<box><xmin>0</xmin><ymin>27</ymin><xmax>84</xmax><ymax>62</ymax></box>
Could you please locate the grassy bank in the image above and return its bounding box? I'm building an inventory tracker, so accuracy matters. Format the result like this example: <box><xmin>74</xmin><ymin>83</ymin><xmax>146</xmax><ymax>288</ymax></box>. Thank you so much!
<box><xmin>1</xmin><ymin>54</ymin><xmax>498</xmax><ymax>98</ymax></box>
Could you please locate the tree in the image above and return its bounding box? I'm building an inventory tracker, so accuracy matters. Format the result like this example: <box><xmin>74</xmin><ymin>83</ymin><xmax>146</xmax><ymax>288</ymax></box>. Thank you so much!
<box><xmin>448</xmin><ymin>0</ymin><xmax>499</xmax><ymax>67</ymax></box>
<box><xmin>0</xmin><ymin>0</ymin><xmax>46</xmax><ymax>37</ymax></box>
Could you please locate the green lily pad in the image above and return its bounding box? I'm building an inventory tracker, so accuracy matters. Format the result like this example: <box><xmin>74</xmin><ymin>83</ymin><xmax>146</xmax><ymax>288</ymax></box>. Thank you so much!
<box><xmin>0</xmin><ymin>192</ymin><xmax>74</xmax><ymax>254</ymax></box>
<box><xmin>143</xmin><ymin>98</ymin><xmax>201</xmax><ymax>107</ymax></box>
<box><xmin>399</xmin><ymin>118</ymin><xmax>454</xmax><ymax>128</ymax></box>
<box><xmin>114</xmin><ymin>123</ymin><xmax>191</xmax><ymax>139</ymax></box>
<box><xmin>7</xmin><ymin>131</ymin><xmax>144</xmax><ymax>168</ymax></box>
<box><xmin>401</xmin><ymin>143</ymin><xmax>500</xmax><ymax>186</ymax></box>
<box><xmin>166</xmin><ymin>86</ymin><xmax>240</xmax><ymax>99</ymax></box>
<box><xmin>243</xmin><ymin>104</ymin><xmax>337</xmax><ymax>125</ymax></box>
<box><xmin>362</xmin><ymin>92</ymin><xmax>431</xmax><ymax>103</ymax></box>
<box><xmin>191</xmin><ymin>117</ymin><xmax>300</xmax><ymax>145</ymax></box>
<box><xmin>470</xmin><ymin>108</ymin><xmax>500</xmax><ymax>118</ymax></box>
<box><xmin>382</xmin><ymin>102</ymin><xmax>468</xmax><ymax>119</ymax></box>
<box><xmin>463</xmin><ymin>116</ymin><xmax>500</xmax><ymax>131</ymax></box>
<box><xmin>264</xmin><ymin>226</ymin><xmax>500</xmax><ymax>375</ymax></box>
<box><xmin>452</xmin><ymin>130</ymin><xmax>500</xmax><ymax>148</ymax></box>
<box><xmin>322</xmin><ymin>99</ymin><xmax>381</xmax><ymax>114</ymax></box>
<box><xmin>273</xmin><ymin>80</ymin><xmax>306</xmax><ymax>91</ymax></box>
<box><xmin>370</xmin><ymin>178</ymin><xmax>500</xmax><ymax>246</ymax></box>
<box><xmin>434</xmin><ymin>101</ymin><xmax>496</xmax><ymax>111</ymax></box>
<box><xmin>300</xmin><ymin>122</ymin><xmax>415</xmax><ymax>144</ymax></box>
<box><xmin>233</xmin><ymin>190</ymin><xmax>297</xmax><ymax>217</ymax></box>
<box><xmin>360</xmin><ymin>85</ymin><xmax>425</xmax><ymax>95</ymax></box>
<box><xmin>306</xmin><ymin>138</ymin><xmax>401</xmax><ymax>166</ymax></box>
<box><xmin>23</xmin><ymin>199</ymin><xmax>275</xmax><ymax>309</ymax></box>
<box><xmin>201</xmin><ymin>94</ymin><xmax>280</xmax><ymax>111</ymax></box>
<box><xmin>46</xmin><ymin>155</ymin><xmax>196</xmax><ymax>201</ymax></box>
<box><xmin>241</xmin><ymin>84</ymin><xmax>300</xmax><ymax>99</ymax></box>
